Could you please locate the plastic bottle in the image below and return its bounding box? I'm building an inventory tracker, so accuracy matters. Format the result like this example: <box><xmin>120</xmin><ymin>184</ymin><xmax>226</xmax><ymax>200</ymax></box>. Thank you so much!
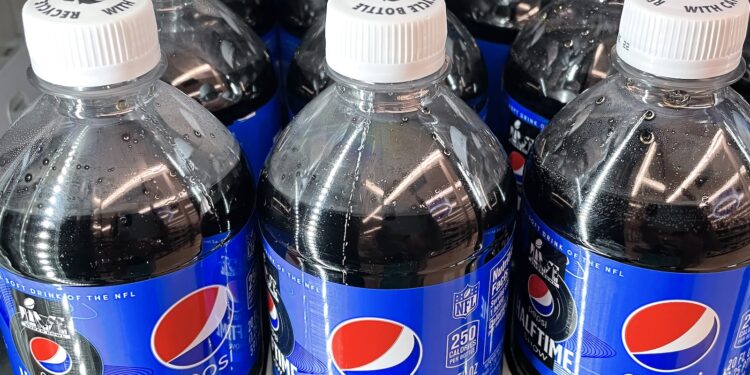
<box><xmin>155</xmin><ymin>0</ymin><xmax>282</xmax><ymax>181</ymax></box>
<box><xmin>285</xmin><ymin>12</ymin><xmax>488</xmax><ymax>120</ymax></box>
<box><xmin>446</xmin><ymin>0</ymin><xmax>541</xmax><ymax>132</ymax></box>
<box><xmin>0</xmin><ymin>0</ymin><xmax>263</xmax><ymax>374</ymax></box>
<box><xmin>278</xmin><ymin>0</ymin><xmax>327</xmax><ymax>80</ymax></box>
<box><xmin>261</xmin><ymin>0</ymin><xmax>516</xmax><ymax>374</ymax></box>
<box><xmin>502</xmin><ymin>0</ymin><xmax>622</xmax><ymax>183</ymax></box>
<box><xmin>508</xmin><ymin>0</ymin><xmax>750</xmax><ymax>373</ymax></box>
<box><xmin>220</xmin><ymin>0</ymin><xmax>280</xmax><ymax>64</ymax></box>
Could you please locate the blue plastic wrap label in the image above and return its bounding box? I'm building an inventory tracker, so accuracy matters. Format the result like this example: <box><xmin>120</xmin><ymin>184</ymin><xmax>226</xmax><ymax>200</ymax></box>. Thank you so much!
<box><xmin>228</xmin><ymin>91</ymin><xmax>283</xmax><ymax>181</ymax></box>
<box><xmin>511</xmin><ymin>204</ymin><xmax>750</xmax><ymax>374</ymax></box>
<box><xmin>506</xmin><ymin>96</ymin><xmax>550</xmax><ymax>183</ymax></box>
<box><xmin>264</xmin><ymin>230</ymin><xmax>513</xmax><ymax>375</ymax></box>
<box><xmin>0</xmin><ymin>223</ymin><xmax>261</xmax><ymax>375</ymax></box>
<box><xmin>475</xmin><ymin>39</ymin><xmax>510</xmax><ymax>133</ymax></box>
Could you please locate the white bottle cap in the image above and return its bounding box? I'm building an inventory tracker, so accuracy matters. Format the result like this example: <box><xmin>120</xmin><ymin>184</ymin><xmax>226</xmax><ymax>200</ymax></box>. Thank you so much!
<box><xmin>22</xmin><ymin>0</ymin><xmax>161</xmax><ymax>88</ymax></box>
<box><xmin>325</xmin><ymin>0</ymin><xmax>448</xmax><ymax>83</ymax></box>
<box><xmin>617</xmin><ymin>0</ymin><xmax>750</xmax><ymax>80</ymax></box>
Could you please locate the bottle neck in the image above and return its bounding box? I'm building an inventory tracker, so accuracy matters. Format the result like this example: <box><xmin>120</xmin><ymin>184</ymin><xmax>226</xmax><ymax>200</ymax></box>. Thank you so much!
<box><xmin>30</xmin><ymin>60</ymin><xmax>167</xmax><ymax>119</ymax></box>
<box><xmin>328</xmin><ymin>61</ymin><xmax>450</xmax><ymax>114</ymax></box>
<box><xmin>613</xmin><ymin>53</ymin><xmax>746</xmax><ymax>109</ymax></box>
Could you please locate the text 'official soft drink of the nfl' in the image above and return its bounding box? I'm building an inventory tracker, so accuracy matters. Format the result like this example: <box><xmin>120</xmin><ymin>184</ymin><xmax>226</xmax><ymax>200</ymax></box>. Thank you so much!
<box><xmin>154</xmin><ymin>0</ymin><xmax>282</xmax><ymax>182</ymax></box>
<box><xmin>0</xmin><ymin>1</ymin><xmax>263</xmax><ymax>374</ymax></box>
<box><xmin>446</xmin><ymin>0</ymin><xmax>541</xmax><ymax>134</ymax></box>
<box><xmin>508</xmin><ymin>0</ymin><xmax>750</xmax><ymax>374</ymax></box>
<box><xmin>259</xmin><ymin>0</ymin><xmax>516</xmax><ymax>374</ymax></box>
<box><xmin>285</xmin><ymin>12</ymin><xmax>488</xmax><ymax>120</ymax></box>
<box><xmin>501</xmin><ymin>0</ymin><xmax>622</xmax><ymax>184</ymax></box>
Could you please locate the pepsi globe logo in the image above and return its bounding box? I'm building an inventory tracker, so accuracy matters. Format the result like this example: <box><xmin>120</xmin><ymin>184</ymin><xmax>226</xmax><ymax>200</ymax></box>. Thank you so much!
<box><xmin>622</xmin><ymin>300</ymin><xmax>719</xmax><ymax>373</ymax></box>
<box><xmin>510</xmin><ymin>151</ymin><xmax>525</xmax><ymax>178</ymax></box>
<box><xmin>29</xmin><ymin>337</ymin><xmax>72</xmax><ymax>375</ymax></box>
<box><xmin>151</xmin><ymin>285</ymin><xmax>234</xmax><ymax>370</ymax></box>
<box><xmin>268</xmin><ymin>291</ymin><xmax>280</xmax><ymax>332</ymax></box>
<box><xmin>528</xmin><ymin>274</ymin><xmax>554</xmax><ymax>317</ymax></box>
<box><xmin>328</xmin><ymin>318</ymin><xmax>422</xmax><ymax>374</ymax></box>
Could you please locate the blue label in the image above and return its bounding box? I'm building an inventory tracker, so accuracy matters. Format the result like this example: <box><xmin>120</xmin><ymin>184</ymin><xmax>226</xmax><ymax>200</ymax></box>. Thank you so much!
<box><xmin>264</xmin><ymin>229</ymin><xmax>513</xmax><ymax>375</ymax></box>
<box><xmin>511</xmin><ymin>204</ymin><xmax>750</xmax><ymax>374</ymax></box>
<box><xmin>506</xmin><ymin>96</ymin><xmax>550</xmax><ymax>184</ymax></box>
<box><xmin>228</xmin><ymin>92</ymin><xmax>284</xmax><ymax>181</ymax></box>
<box><xmin>475</xmin><ymin>38</ymin><xmax>510</xmax><ymax>134</ymax></box>
<box><xmin>0</xmin><ymin>223</ymin><xmax>261</xmax><ymax>375</ymax></box>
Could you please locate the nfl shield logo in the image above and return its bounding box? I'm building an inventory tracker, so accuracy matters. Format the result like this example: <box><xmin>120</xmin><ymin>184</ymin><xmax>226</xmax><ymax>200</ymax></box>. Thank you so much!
<box><xmin>452</xmin><ymin>283</ymin><xmax>479</xmax><ymax>319</ymax></box>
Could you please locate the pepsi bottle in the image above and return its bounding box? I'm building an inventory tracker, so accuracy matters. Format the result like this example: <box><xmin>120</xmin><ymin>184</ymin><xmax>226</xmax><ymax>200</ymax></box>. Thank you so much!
<box><xmin>446</xmin><ymin>0</ymin><xmax>541</xmax><ymax>133</ymax></box>
<box><xmin>501</xmin><ymin>0</ymin><xmax>622</xmax><ymax>183</ymax></box>
<box><xmin>734</xmin><ymin>23</ymin><xmax>750</xmax><ymax>100</ymax></box>
<box><xmin>220</xmin><ymin>0</ymin><xmax>280</xmax><ymax>65</ymax></box>
<box><xmin>278</xmin><ymin>0</ymin><xmax>326</xmax><ymax>80</ymax></box>
<box><xmin>261</xmin><ymin>0</ymin><xmax>516</xmax><ymax>374</ymax></box>
<box><xmin>508</xmin><ymin>0</ymin><xmax>750</xmax><ymax>374</ymax></box>
<box><xmin>286</xmin><ymin>12</ymin><xmax>489</xmax><ymax>120</ymax></box>
<box><xmin>0</xmin><ymin>0</ymin><xmax>263</xmax><ymax>374</ymax></box>
<box><xmin>155</xmin><ymin>0</ymin><xmax>283</xmax><ymax>181</ymax></box>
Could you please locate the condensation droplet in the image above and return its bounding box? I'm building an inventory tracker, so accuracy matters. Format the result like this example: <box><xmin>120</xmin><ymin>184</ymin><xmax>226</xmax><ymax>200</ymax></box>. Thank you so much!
<box><xmin>193</xmin><ymin>130</ymin><xmax>202</xmax><ymax>138</ymax></box>
<box><xmin>563</xmin><ymin>40</ymin><xmax>574</xmax><ymax>48</ymax></box>
<box><xmin>596</xmin><ymin>96</ymin><xmax>606</xmax><ymax>105</ymax></box>
<box><xmin>42</xmin><ymin>158</ymin><xmax>50</xmax><ymax>166</ymax></box>
<box><xmin>24</xmin><ymin>174</ymin><xmax>32</xmax><ymax>182</ymax></box>
<box><xmin>121</xmin><ymin>133</ymin><xmax>131</xmax><ymax>142</ymax></box>
<box><xmin>644</xmin><ymin>110</ymin><xmax>655</xmax><ymax>120</ymax></box>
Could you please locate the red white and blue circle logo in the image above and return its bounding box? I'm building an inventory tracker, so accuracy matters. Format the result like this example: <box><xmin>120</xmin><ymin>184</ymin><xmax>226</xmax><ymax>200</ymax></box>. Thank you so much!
<box><xmin>510</xmin><ymin>151</ymin><xmax>526</xmax><ymax>179</ymax></box>
<box><xmin>29</xmin><ymin>337</ymin><xmax>72</xmax><ymax>375</ymax></box>
<box><xmin>328</xmin><ymin>318</ymin><xmax>423</xmax><ymax>374</ymax></box>
<box><xmin>267</xmin><ymin>291</ymin><xmax>280</xmax><ymax>332</ymax></box>
<box><xmin>623</xmin><ymin>300</ymin><xmax>719</xmax><ymax>373</ymax></box>
<box><xmin>528</xmin><ymin>274</ymin><xmax>554</xmax><ymax>317</ymax></box>
<box><xmin>151</xmin><ymin>285</ymin><xmax>234</xmax><ymax>370</ymax></box>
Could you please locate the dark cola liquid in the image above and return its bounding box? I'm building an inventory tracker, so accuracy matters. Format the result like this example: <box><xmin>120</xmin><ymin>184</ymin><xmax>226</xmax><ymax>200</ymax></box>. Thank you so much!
<box><xmin>0</xmin><ymin>160</ymin><xmax>254</xmax><ymax>285</ymax></box>
<box><xmin>258</xmin><ymin>177</ymin><xmax>515</xmax><ymax>288</ymax></box>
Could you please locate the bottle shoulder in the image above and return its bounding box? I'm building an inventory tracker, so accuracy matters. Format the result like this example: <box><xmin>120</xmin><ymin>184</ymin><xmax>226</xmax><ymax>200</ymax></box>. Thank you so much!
<box><xmin>0</xmin><ymin>83</ymin><xmax>254</xmax><ymax>284</ymax></box>
<box><xmin>526</xmin><ymin>75</ymin><xmax>750</xmax><ymax>271</ymax></box>
<box><xmin>509</xmin><ymin>0</ymin><xmax>622</xmax><ymax>104</ymax></box>
<box><xmin>157</xmin><ymin>0</ymin><xmax>276</xmax><ymax>115</ymax></box>
<box><xmin>260</xmin><ymin>87</ymin><xmax>516</xmax><ymax>284</ymax></box>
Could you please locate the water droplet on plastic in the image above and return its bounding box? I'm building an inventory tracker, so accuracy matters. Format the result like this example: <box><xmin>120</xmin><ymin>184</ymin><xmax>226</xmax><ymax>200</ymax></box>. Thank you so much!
<box><xmin>401</xmin><ymin>116</ymin><xmax>409</xmax><ymax>124</ymax></box>
<box><xmin>24</xmin><ymin>174</ymin><xmax>32</xmax><ymax>182</ymax></box>
<box><xmin>639</xmin><ymin>130</ymin><xmax>654</xmax><ymax>144</ymax></box>
<box><xmin>644</xmin><ymin>110</ymin><xmax>655</xmax><ymax>120</ymax></box>
<box><xmin>169</xmin><ymin>170</ymin><xmax>177</xmax><ymax>177</ymax></box>
<box><xmin>42</xmin><ymin>158</ymin><xmax>50</xmax><ymax>166</ymax></box>
<box><xmin>76</xmin><ymin>164</ymin><xmax>82</xmax><ymax>170</ymax></box>
<box><xmin>210</xmin><ymin>133</ymin><xmax>216</xmax><ymax>138</ymax></box>
<box><xmin>121</xmin><ymin>133</ymin><xmax>131</xmax><ymax>142</ymax></box>
<box><xmin>421</xmin><ymin>106</ymin><xmax>431</xmax><ymax>114</ymax></box>
<box><xmin>83</xmin><ymin>165</ymin><xmax>90</xmax><ymax>170</ymax></box>
<box><xmin>108</xmin><ymin>167</ymin><xmax>115</xmax><ymax>172</ymax></box>
<box><xmin>143</xmin><ymin>189</ymin><xmax>150</xmax><ymax>195</ymax></box>
<box><xmin>193</xmin><ymin>130</ymin><xmax>202</xmax><ymax>138</ymax></box>
<box><xmin>443</xmin><ymin>149</ymin><xmax>451</xmax><ymax>156</ymax></box>
<box><xmin>563</xmin><ymin>40</ymin><xmax>574</xmax><ymax>48</ymax></box>
<box><xmin>96</xmin><ymin>178</ymin><xmax>103</xmax><ymax>184</ymax></box>
<box><xmin>596</xmin><ymin>96</ymin><xmax>606</xmax><ymax>105</ymax></box>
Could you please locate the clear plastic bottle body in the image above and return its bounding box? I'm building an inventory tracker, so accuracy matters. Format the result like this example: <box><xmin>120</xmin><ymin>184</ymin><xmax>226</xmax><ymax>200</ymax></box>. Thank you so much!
<box><xmin>261</xmin><ymin>65</ymin><xmax>516</xmax><ymax>374</ymax></box>
<box><xmin>502</xmin><ymin>0</ymin><xmax>622</xmax><ymax>181</ymax></box>
<box><xmin>0</xmin><ymin>63</ymin><xmax>263</xmax><ymax>374</ymax></box>
<box><xmin>219</xmin><ymin>0</ymin><xmax>279</xmax><ymax>61</ymax></box>
<box><xmin>285</xmin><ymin>13</ymin><xmax>489</xmax><ymax>120</ymax></box>
<box><xmin>155</xmin><ymin>0</ymin><xmax>281</xmax><ymax>180</ymax></box>
<box><xmin>733</xmin><ymin>28</ymin><xmax>750</xmax><ymax>100</ymax></box>
<box><xmin>278</xmin><ymin>0</ymin><xmax>327</xmax><ymax>80</ymax></box>
<box><xmin>446</xmin><ymin>0</ymin><xmax>541</xmax><ymax>131</ymax></box>
<box><xmin>508</xmin><ymin>57</ymin><xmax>750</xmax><ymax>374</ymax></box>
